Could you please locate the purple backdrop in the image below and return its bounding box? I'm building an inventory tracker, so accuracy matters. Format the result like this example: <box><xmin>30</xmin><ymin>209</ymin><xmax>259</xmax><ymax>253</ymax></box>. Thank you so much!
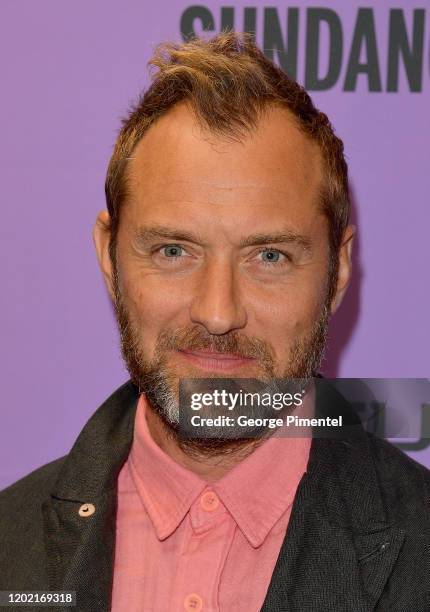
<box><xmin>1</xmin><ymin>0</ymin><xmax>429</xmax><ymax>489</ymax></box>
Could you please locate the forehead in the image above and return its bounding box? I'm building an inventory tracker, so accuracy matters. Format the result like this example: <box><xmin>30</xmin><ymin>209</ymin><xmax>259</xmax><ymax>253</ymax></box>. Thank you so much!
<box><xmin>123</xmin><ymin>102</ymin><xmax>324</xmax><ymax>231</ymax></box>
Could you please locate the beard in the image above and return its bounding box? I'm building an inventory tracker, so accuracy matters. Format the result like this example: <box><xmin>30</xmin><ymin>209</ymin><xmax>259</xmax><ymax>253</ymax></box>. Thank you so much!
<box><xmin>111</xmin><ymin>266</ymin><xmax>331</xmax><ymax>456</ymax></box>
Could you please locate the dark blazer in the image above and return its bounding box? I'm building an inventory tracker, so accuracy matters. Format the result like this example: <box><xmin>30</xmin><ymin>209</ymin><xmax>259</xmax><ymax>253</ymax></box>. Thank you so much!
<box><xmin>1</xmin><ymin>380</ymin><xmax>430</xmax><ymax>611</ymax></box>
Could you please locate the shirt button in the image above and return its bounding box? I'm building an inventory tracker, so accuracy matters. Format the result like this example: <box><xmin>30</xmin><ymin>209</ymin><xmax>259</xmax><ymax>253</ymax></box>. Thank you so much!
<box><xmin>78</xmin><ymin>503</ymin><xmax>96</xmax><ymax>517</ymax></box>
<box><xmin>184</xmin><ymin>593</ymin><xmax>203</xmax><ymax>611</ymax></box>
<box><xmin>200</xmin><ymin>490</ymin><xmax>219</xmax><ymax>512</ymax></box>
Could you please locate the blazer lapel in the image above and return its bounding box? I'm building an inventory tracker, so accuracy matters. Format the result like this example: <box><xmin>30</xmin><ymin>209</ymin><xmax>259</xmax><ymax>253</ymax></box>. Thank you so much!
<box><xmin>42</xmin><ymin>381</ymin><xmax>139</xmax><ymax>612</ymax></box>
<box><xmin>261</xmin><ymin>385</ymin><xmax>405</xmax><ymax>611</ymax></box>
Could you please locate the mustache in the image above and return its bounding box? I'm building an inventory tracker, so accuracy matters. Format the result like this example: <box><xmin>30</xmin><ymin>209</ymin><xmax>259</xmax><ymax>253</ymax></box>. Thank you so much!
<box><xmin>154</xmin><ymin>325</ymin><xmax>275</xmax><ymax>364</ymax></box>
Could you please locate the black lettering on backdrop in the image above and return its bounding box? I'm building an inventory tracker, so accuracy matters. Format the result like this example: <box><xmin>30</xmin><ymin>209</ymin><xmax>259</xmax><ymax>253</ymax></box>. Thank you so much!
<box><xmin>220</xmin><ymin>7</ymin><xmax>234</xmax><ymax>32</ymax></box>
<box><xmin>395</xmin><ymin>404</ymin><xmax>430</xmax><ymax>452</ymax></box>
<box><xmin>387</xmin><ymin>9</ymin><xmax>425</xmax><ymax>92</ymax></box>
<box><xmin>263</xmin><ymin>8</ymin><xmax>299</xmax><ymax>79</ymax></box>
<box><xmin>180</xmin><ymin>5</ymin><xmax>215</xmax><ymax>41</ymax></box>
<box><xmin>244</xmin><ymin>7</ymin><xmax>257</xmax><ymax>36</ymax></box>
<box><xmin>344</xmin><ymin>8</ymin><xmax>382</xmax><ymax>91</ymax></box>
<box><xmin>305</xmin><ymin>9</ymin><xmax>342</xmax><ymax>90</ymax></box>
<box><xmin>180</xmin><ymin>6</ymin><xmax>427</xmax><ymax>92</ymax></box>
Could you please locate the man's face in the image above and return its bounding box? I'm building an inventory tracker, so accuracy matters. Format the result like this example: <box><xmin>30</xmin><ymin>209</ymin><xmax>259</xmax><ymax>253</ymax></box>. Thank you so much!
<box><xmin>95</xmin><ymin>103</ymin><xmax>352</xmax><ymax>430</ymax></box>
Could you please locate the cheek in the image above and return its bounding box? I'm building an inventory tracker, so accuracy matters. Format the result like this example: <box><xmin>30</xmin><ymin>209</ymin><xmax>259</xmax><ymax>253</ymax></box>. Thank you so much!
<box><xmin>256</xmin><ymin>280</ymin><xmax>326</xmax><ymax>322</ymax></box>
<box><xmin>251</xmin><ymin>279</ymin><xmax>328</xmax><ymax>349</ymax></box>
<box><xmin>120</xmin><ymin>270</ymin><xmax>191</xmax><ymax>338</ymax></box>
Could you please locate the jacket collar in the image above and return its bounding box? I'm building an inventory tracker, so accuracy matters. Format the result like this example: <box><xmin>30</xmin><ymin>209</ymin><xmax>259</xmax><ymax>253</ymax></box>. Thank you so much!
<box><xmin>261</xmin><ymin>381</ymin><xmax>405</xmax><ymax>611</ymax></box>
<box><xmin>50</xmin><ymin>381</ymin><xmax>139</xmax><ymax>501</ymax></box>
<box><xmin>42</xmin><ymin>379</ymin><xmax>404</xmax><ymax>611</ymax></box>
<box><xmin>42</xmin><ymin>381</ymin><xmax>140</xmax><ymax>612</ymax></box>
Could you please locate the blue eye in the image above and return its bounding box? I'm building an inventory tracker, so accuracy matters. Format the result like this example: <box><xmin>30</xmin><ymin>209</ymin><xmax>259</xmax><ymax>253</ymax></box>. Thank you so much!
<box><xmin>260</xmin><ymin>249</ymin><xmax>282</xmax><ymax>263</ymax></box>
<box><xmin>162</xmin><ymin>245</ymin><xmax>183</xmax><ymax>257</ymax></box>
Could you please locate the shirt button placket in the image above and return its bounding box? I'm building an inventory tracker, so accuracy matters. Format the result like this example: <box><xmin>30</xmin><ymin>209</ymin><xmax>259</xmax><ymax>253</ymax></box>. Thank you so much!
<box><xmin>184</xmin><ymin>592</ymin><xmax>203</xmax><ymax>611</ymax></box>
<box><xmin>174</xmin><ymin>488</ymin><xmax>227</xmax><ymax>611</ymax></box>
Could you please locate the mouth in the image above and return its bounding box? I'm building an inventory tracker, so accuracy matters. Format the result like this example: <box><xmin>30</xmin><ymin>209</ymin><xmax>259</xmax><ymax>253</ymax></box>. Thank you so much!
<box><xmin>176</xmin><ymin>349</ymin><xmax>256</xmax><ymax>372</ymax></box>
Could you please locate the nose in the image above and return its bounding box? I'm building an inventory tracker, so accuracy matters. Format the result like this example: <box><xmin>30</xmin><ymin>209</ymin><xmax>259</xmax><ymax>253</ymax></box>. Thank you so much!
<box><xmin>190</xmin><ymin>258</ymin><xmax>247</xmax><ymax>335</ymax></box>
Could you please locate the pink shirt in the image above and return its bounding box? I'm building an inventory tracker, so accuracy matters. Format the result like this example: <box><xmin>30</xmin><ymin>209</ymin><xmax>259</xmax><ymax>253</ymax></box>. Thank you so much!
<box><xmin>111</xmin><ymin>395</ymin><xmax>311</xmax><ymax>611</ymax></box>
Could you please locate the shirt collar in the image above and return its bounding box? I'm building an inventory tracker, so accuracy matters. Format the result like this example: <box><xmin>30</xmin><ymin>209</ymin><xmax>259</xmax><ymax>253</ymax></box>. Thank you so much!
<box><xmin>128</xmin><ymin>394</ymin><xmax>311</xmax><ymax>547</ymax></box>
<box><xmin>128</xmin><ymin>394</ymin><xmax>206</xmax><ymax>540</ymax></box>
<box><xmin>214</xmin><ymin>430</ymin><xmax>311</xmax><ymax>547</ymax></box>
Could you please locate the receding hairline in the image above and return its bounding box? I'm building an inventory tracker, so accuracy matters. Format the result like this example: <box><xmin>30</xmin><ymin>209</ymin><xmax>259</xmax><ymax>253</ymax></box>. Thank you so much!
<box><xmin>126</xmin><ymin>97</ymin><xmax>320</xmax><ymax>159</ymax></box>
<box><xmin>119</xmin><ymin>99</ymin><xmax>325</xmax><ymax>213</ymax></box>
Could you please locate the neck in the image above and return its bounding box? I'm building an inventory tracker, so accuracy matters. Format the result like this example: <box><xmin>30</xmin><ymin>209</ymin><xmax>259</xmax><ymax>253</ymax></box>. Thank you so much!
<box><xmin>144</xmin><ymin>402</ymin><xmax>265</xmax><ymax>481</ymax></box>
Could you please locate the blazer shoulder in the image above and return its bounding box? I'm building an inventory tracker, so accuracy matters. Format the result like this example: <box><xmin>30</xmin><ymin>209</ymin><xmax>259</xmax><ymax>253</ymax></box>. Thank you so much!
<box><xmin>0</xmin><ymin>457</ymin><xmax>65</xmax><ymax>517</ymax></box>
<box><xmin>0</xmin><ymin>459</ymin><xmax>65</xmax><ymax>589</ymax></box>
<box><xmin>369</xmin><ymin>434</ymin><xmax>430</xmax><ymax>479</ymax></box>
<box><xmin>367</xmin><ymin>434</ymin><xmax>430</xmax><ymax>521</ymax></box>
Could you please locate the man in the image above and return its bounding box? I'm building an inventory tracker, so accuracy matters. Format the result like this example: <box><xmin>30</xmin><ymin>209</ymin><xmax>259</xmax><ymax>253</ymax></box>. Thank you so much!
<box><xmin>1</xmin><ymin>32</ymin><xmax>430</xmax><ymax>612</ymax></box>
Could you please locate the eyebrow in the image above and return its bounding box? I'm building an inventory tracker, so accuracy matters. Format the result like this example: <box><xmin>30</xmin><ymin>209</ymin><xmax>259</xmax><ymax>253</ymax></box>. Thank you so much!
<box><xmin>134</xmin><ymin>226</ymin><xmax>206</xmax><ymax>246</ymax></box>
<box><xmin>238</xmin><ymin>231</ymin><xmax>312</xmax><ymax>250</ymax></box>
<box><xmin>134</xmin><ymin>225</ymin><xmax>312</xmax><ymax>251</ymax></box>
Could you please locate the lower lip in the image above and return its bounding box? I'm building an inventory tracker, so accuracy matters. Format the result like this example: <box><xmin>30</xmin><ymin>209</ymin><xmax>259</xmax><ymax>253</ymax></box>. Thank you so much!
<box><xmin>177</xmin><ymin>350</ymin><xmax>256</xmax><ymax>372</ymax></box>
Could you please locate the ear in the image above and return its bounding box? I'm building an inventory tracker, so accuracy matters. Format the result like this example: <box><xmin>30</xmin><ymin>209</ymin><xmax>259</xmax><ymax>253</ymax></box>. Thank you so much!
<box><xmin>330</xmin><ymin>225</ymin><xmax>355</xmax><ymax>314</ymax></box>
<box><xmin>93</xmin><ymin>210</ymin><xmax>116</xmax><ymax>301</ymax></box>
